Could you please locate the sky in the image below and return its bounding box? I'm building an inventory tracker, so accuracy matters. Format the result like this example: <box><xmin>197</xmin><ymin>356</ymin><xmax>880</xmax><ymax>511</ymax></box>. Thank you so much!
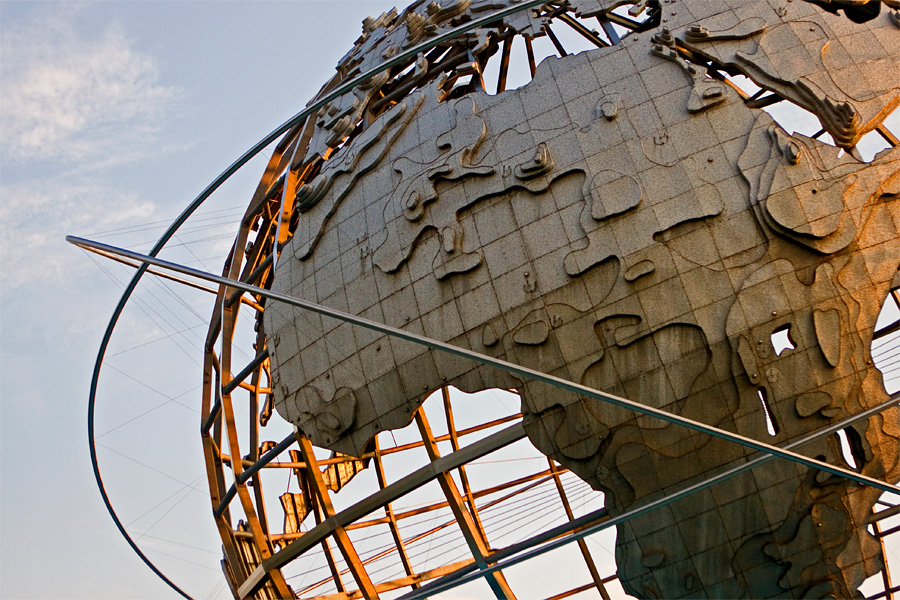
<box><xmin>0</xmin><ymin>2</ymin><xmax>898</xmax><ymax>599</ymax></box>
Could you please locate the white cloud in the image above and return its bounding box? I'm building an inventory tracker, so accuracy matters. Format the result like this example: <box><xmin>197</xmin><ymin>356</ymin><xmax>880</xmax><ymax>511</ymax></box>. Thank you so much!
<box><xmin>0</xmin><ymin>6</ymin><xmax>185</xmax><ymax>294</ymax></box>
<box><xmin>0</xmin><ymin>174</ymin><xmax>157</xmax><ymax>290</ymax></box>
<box><xmin>0</xmin><ymin>7</ymin><xmax>180</xmax><ymax>165</ymax></box>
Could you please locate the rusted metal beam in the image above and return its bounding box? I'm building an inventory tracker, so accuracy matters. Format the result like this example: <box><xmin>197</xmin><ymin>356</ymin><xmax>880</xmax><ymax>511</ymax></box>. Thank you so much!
<box><xmin>305</xmin><ymin>559</ymin><xmax>476</xmax><ymax>600</ymax></box>
<box><xmin>223</xmin><ymin>349</ymin><xmax>270</xmax><ymax>395</ymax></box>
<box><xmin>373</xmin><ymin>437</ymin><xmax>419</xmax><ymax>591</ymax></box>
<box><xmin>548</xmin><ymin>459</ymin><xmax>610</xmax><ymax>600</ymax></box>
<box><xmin>497</xmin><ymin>36</ymin><xmax>513</xmax><ymax>93</ymax></box>
<box><xmin>556</xmin><ymin>13</ymin><xmax>609</xmax><ymax>48</ymax></box>
<box><xmin>231</xmin><ymin>412</ymin><xmax>522</xmax><ymax>470</ymax></box>
<box><xmin>441</xmin><ymin>387</ymin><xmax>489</xmax><ymax>541</ymax></box>
<box><xmin>877</xmin><ymin>123</ymin><xmax>899</xmax><ymax>147</ymax></box>
<box><xmin>414</xmin><ymin>408</ymin><xmax>517</xmax><ymax>600</ymax></box>
<box><xmin>296</xmin><ymin>434</ymin><xmax>379</xmax><ymax>600</ymax></box>
<box><xmin>872</xmin><ymin>509</ymin><xmax>896</xmax><ymax>600</ymax></box>
<box><xmin>238</xmin><ymin>423</ymin><xmax>526</xmax><ymax>596</ymax></box>
<box><xmin>524</xmin><ymin>35</ymin><xmax>537</xmax><ymax>77</ymax></box>
<box><xmin>277</xmin><ymin>467</ymin><xmax>558</xmax><ymax>540</ymax></box>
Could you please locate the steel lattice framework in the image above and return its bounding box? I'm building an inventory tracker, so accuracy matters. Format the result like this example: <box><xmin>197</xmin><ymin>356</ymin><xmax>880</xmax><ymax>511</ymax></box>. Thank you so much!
<box><xmin>72</xmin><ymin>2</ymin><xmax>900</xmax><ymax>599</ymax></box>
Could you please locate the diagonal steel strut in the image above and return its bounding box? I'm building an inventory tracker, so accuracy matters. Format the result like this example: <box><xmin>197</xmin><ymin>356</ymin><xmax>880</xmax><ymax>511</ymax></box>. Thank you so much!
<box><xmin>68</xmin><ymin>235</ymin><xmax>900</xmax><ymax>496</ymax></box>
<box><xmin>399</xmin><ymin>391</ymin><xmax>900</xmax><ymax>600</ymax></box>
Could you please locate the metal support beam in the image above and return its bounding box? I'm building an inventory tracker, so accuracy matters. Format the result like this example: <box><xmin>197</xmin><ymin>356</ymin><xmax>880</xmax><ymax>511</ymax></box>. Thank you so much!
<box><xmin>294</xmin><ymin>435</ymin><xmax>379</xmax><ymax>600</ymax></box>
<box><xmin>414</xmin><ymin>408</ymin><xmax>517</xmax><ymax>600</ymax></box>
<box><xmin>372</xmin><ymin>437</ymin><xmax>419</xmax><ymax>591</ymax></box>
<box><xmin>239</xmin><ymin>423</ymin><xmax>526</xmax><ymax>596</ymax></box>
<box><xmin>441</xmin><ymin>387</ymin><xmax>488</xmax><ymax>538</ymax></box>
<box><xmin>68</xmin><ymin>236</ymin><xmax>900</xmax><ymax>497</ymax></box>
<box><xmin>548</xmin><ymin>459</ymin><xmax>610</xmax><ymax>600</ymax></box>
<box><xmin>214</xmin><ymin>432</ymin><xmax>295</xmax><ymax>519</ymax></box>
<box><xmin>397</xmin><ymin>392</ymin><xmax>900</xmax><ymax>599</ymax></box>
<box><xmin>223</xmin><ymin>348</ymin><xmax>270</xmax><ymax>396</ymax></box>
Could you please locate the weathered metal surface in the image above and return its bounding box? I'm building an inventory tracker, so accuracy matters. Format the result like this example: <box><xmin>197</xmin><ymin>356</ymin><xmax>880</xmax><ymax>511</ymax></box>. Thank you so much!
<box><xmin>264</xmin><ymin>1</ymin><xmax>900</xmax><ymax>597</ymax></box>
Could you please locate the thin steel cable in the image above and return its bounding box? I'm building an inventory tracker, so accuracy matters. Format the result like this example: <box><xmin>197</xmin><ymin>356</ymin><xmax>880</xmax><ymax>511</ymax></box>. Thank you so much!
<box><xmin>104</xmin><ymin>364</ymin><xmax>199</xmax><ymax>415</ymax></box>
<box><xmin>106</xmin><ymin>323</ymin><xmax>208</xmax><ymax>358</ymax></box>
<box><xmin>125</xmin><ymin>476</ymin><xmax>209</xmax><ymax>529</ymax></box>
<box><xmin>133</xmin><ymin>477</ymin><xmax>208</xmax><ymax>544</ymax></box>
<box><xmin>96</xmin><ymin>384</ymin><xmax>201</xmax><ymax>439</ymax></box>
<box><xmin>85</xmin><ymin>251</ymin><xmax>204</xmax><ymax>367</ymax></box>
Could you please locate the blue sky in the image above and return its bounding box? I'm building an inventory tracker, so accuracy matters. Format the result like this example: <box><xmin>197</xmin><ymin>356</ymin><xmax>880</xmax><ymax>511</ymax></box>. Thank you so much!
<box><xmin>1</xmin><ymin>2</ymin><xmax>898</xmax><ymax>599</ymax></box>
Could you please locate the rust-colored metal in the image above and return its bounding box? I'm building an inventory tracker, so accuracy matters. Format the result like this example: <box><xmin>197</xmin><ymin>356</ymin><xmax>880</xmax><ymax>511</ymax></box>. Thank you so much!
<box><xmin>441</xmin><ymin>386</ymin><xmax>489</xmax><ymax>541</ymax></box>
<box><xmin>372</xmin><ymin>437</ymin><xmax>418</xmax><ymax>591</ymax></box>
<box><xmin>414</xmin><ymin>408</ymin><xmax>517</xmax><ymax>600</ymax></box>
<box><xmin>297</xmin><ymin>435</ymin><xmax>379</xmax><ymax>600</ymax></box>
<box><xmin>189</xmin><ymin>4</ymin><xmax>900</xmax><ymax>599</ymax></box>
<box><xmin>548</xmin><ymin>458</ymin><xmax>610</xmax><ymax>600</ymax></box>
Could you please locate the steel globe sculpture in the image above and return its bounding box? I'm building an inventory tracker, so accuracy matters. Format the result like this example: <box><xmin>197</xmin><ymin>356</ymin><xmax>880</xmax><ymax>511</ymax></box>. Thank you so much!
<box><xmin>73</xmin><ymin>1</ymin><xmax>900</xmax><ymax>599</ymax></box>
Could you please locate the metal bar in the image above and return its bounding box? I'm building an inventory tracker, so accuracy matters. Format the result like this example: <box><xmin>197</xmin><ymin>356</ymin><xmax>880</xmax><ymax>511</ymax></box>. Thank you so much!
<box><xmin>397</xmin><ymin>392</ymin><xmax>900</xmax><ymax>599</ymax></box>
<box><xmin>239</xmin><ymin>423</ymin><xmax>526</xmax><ymax>595</ymax></box>
<box><xmin>235</xmin><ymin>381</ymin><xmax>271</xmax><ymax>395</ymax></box>
<box><xmin>214</xmin><ymin>432</ymin><xmax>296</xmax><ymax>519</ymax></box>
<box><xmin>746</xmin><ymin>93</ymin><xmax>784</xmax><ymax>109</ymax></box>
<box><xmin>497</xmin><ymin>36</ymin><xmax>512</xmax><ymax>93</ymax></box>
<box><xmin>373</xmin><ymin>437</ymin><xmax>419</xmax><ymax>591</ymax></box>
<box><xmin>308</xmin><ymin>472</ymin><xmax>349</xmax><ymax>594</ymax></box>
<box><xmin>342</xmin><ymin>468</ymin><xmax>559</xmax><ymax>533</ymax></box>
<box><xmin>545</xmin><ymin>582</ymin><xmax>596</xmax><ymax>600</ymax></box>
<box><xmin>224</xmin><ymin>412</ymin><xmax>523</xmax><ymax>471</ymax></box>
<box><xmin>599</xmin><ymin>18</ymin><xmax>620</xmax><ymax>45</ymax></box>
<box><xmin>603</xmin><ymin>11</ymin><xmax>644</xmax><ymax>30</ymax></box>
<box><xmin>201</xmin><ymin>398</ymin><xmax>221</xmax><ymax>436</ymax></box>
<box><xmin>214</xmin><ymin>484</ymin><xmax>239</xmax><ymax>520</ymax></box>
<box><xmin>556</xmin><ymin>13</ymin><xmax>609</xmax><ymax>48</ymax></box>
<box><xmin>69</xmin><ymin>236</ymin><xmax>900</xmax><ymax>496</ymax></box>
<box><xmin>415</xmin><ymin>409</ymin><xmax>510</xmax><ymax>594</ymax></box>
<box><xmin>441</xmin><ymin>387</ymin><xmax>488</xmax><ymax>538</ymax></box>
<box><xmin>874</xmin><ymin>318</ymin><xmax>900</xmax><ymax>340</ymax></box>
<box><xmin>871</xmin><ymin>503</ymin><xmax>900</xmax><ymax>523</ymax></box>
<box><xmin>369</xmin><ymin>48</ymin><xmax>471</xmax><ymax>115</ymax></box>
<box><xmin>239</xmin><ymin>252</ymin><xmax>274</xmax><ymax>288</ymax></box>
<box><xmin>877</xmin><ymin>123</ymin><xmax>899</xmax><ymax>147</ymax></box>
<box><xmin>304</xmin><ymin>559</ymin><xmax>478</xmax><ymax>600</ymax></box>
<box><xmin>548</xmin><ymin>459</ymin><xmax>610</xmax><ymax>600</ymax></box>
<box><xmin>293</xmin><ymin>435</ymin><xmax>379</xmax><ymax>600</ymax></box>
<box><xmin>239</xmin><ymin>432</ymin><xmax>296</xmax><ymax>486</ymax></box>
<box><xmin>248</xmin><ymin>328</ymin><xmax>274</xmax><ymax>552</ymax></box>
<box><xmin>297</xmin><ymin>504</ymin><xmax>464</xmax><ymax>597</ymax></box>
<box><xmin>872</xmin><ymin>513</ymin><xmax>896</xmax><ymax>600</ymax></box>
<box><xmin>414</xmin><ymin>408</ymin><xmax>516</xmax><ymax>599</ymax></box>
<box><xmin>545</xmin><ymin>25</ymin><xmax>568</xmax><ymax>56</ymax></box>
<box><xmin>868</xmin><ymin>584</ymin><xmax>900</xmax><ymax>600</ymax></box>
<box><xmin>524</xmin><ymin>35</ymin><xmax>537</xmax><ymax>77</ymax></box>
<box><xmin>223</xmin><ymin>348</ymin><xmax>270</xmax><ymax>396</ymax></box>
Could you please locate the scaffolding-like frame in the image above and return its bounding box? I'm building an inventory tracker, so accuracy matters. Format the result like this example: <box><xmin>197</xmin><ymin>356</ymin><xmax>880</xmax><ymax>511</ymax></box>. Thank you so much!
<box><xmin>73</xmin><ymin>2</ymin><xmax>900</xmax><ymax>598</ymax></box>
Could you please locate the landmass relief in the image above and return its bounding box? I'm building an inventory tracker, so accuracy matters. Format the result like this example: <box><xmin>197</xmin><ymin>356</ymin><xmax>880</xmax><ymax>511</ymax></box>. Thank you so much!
<box><xmin>109</xmin><ymin>1</ymin><xmax>897</xmax><ymax>597</ymax></box>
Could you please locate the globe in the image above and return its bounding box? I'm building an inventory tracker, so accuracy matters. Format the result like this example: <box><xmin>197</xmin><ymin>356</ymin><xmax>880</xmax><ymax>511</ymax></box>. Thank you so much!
<box><xmin>184</xmin><ymin>1</ymin><xmax>900</xmax><ymax>598</ymax></box>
